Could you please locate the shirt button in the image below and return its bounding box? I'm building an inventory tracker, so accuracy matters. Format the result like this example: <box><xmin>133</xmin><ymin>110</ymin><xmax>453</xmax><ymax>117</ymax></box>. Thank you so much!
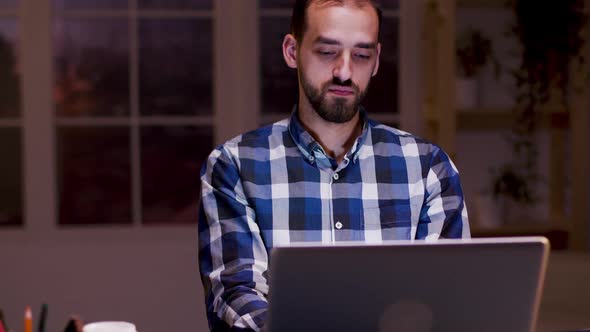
<box><xmin>309</xmin><ymin>155</ymin><xmax>315</xmax><ymax>162</ymax></box>
<box><xmin>335</xmin><ymin>221</ymin><xmax>343</xmax><ymax>229</ymax></box>
<box><xmin>332</xmin><ymin>173</ymin><xmax>339</xmax><ymax>180</ymax></box>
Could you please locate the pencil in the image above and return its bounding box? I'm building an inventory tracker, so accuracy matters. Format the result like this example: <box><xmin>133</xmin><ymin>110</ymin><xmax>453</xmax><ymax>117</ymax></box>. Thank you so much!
<box><xmin>24</xmin><ymin>306</ymin><xmax>32</xmax><ymax>332</ymax></box>
<box><xmin>38</xmin><ymin>304</ymin><xmax>48</xmax><ymax>332</ymax></box>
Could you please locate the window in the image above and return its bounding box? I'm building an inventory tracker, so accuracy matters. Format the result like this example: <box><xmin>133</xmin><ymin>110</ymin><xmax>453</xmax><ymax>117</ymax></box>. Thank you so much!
<box><xmin>7</xmin><ymin>0</ymin><xmax>419</xmax><ymax>230</ymax></box>
<box><xmin>53</xmin><ymin>0</ymin><xmax>213</xmax><ymax>225</ymax></box>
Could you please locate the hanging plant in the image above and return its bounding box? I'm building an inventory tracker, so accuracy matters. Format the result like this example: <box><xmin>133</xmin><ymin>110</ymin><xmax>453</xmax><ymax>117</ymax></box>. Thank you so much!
<box><xmin>456</xmin><ymin>28</ymin><xmax>499</xmax><ymax>78</ymax></box>
<box><xmin>491</xmin><ymin>0</ymin><xmax>588</xmax><ymax>205</ymax></box>
<box><xmin>511</xmin><ymin>0</ymin><xmax>587</xmax><ymax>132</ymax></box>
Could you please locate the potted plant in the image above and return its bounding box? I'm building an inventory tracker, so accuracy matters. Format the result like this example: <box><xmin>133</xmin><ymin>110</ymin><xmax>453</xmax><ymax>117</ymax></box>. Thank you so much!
<box><xmin>455</xmin><ymin>28</ymin><xmax>499</xmax><ymax>109</ymax></box>
<box><xmin>490</xmin><ymin>0</ymin><xmax>588</xmax><ymax>221</ymax></box>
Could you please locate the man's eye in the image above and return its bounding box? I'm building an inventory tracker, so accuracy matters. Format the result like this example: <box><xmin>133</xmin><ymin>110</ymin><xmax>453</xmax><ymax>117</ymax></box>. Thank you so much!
<box><xmin>354</xmin><ymin>53</ymin><xmax>371</xmax><ymax>60</ymax></box>
<box><xmin>317</xmin><ymin>50</ymin><xmax>336</xmax><ymax>56</ymax></box>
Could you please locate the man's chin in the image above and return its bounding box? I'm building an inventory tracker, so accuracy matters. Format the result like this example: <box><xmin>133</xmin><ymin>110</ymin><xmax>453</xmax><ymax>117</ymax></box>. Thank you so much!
<box><xmin>318</xmin><ymin>105</ymin><xmax>358</xmax><ymax>124</ymax></box>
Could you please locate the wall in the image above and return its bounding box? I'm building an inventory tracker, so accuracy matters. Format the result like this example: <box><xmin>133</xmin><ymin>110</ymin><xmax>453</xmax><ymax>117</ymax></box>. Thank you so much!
<box><xmin>0</xmin><ymin>228</ymin><xmax>209</xmax><ymax>332</ymax></box>
<box><xmin>2</xmin><ymin>230</ymin><xmax>589</xmax><ymax>332</ymax></box>
<box><xmin>538</xmin><ymin>252</ymin><xmax>590</xmax><ymax>331</ymax></box>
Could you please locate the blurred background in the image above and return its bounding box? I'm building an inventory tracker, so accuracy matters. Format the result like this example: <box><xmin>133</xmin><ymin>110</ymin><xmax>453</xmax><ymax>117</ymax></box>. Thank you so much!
<box><xmin>0</xmin><ymin>0</ymin><xmax>588</xmax><ymax>331</ymax></box>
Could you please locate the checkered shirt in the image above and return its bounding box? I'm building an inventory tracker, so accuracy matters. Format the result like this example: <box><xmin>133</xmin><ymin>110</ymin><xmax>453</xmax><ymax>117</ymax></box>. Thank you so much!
<box><xmin>198</xmin><ymin>108</ymin><xmax>470</xmax><ymax>331</ymax></box>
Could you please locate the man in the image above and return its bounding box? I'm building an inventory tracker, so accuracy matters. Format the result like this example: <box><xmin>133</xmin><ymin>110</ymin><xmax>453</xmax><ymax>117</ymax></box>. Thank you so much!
<box><xmin>198</xmin><ymin>0</ymin><xmax>470</xmax><ymax>331</ymax></box>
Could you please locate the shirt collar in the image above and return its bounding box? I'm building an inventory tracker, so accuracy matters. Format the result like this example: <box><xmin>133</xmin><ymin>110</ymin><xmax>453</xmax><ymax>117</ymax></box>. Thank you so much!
<box><xmin>288</xmin><ymin>105</ymin><xmax>370</xmax><ymax>167</ymax></box>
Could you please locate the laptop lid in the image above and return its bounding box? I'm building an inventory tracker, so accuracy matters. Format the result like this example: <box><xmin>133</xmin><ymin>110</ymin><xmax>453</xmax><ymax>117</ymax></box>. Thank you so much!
<box><xmin>266</xmin><ymin>236</ymin><xmax>549</xmax><ymax>332</ymax></box>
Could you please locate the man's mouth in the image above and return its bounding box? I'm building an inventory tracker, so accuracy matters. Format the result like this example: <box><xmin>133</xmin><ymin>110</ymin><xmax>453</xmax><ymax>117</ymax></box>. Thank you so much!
<box><xmin>327</xmin><ymin>87</ymin><xmax>355</xmax><ymax>96</ymax></box>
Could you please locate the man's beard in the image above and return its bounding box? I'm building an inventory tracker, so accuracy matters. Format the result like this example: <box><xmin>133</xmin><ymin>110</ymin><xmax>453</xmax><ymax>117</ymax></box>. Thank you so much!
<box><xmin>300</xmin><ymin>71</ymin><xmax>368</xmax><ymax>124</ymax></box>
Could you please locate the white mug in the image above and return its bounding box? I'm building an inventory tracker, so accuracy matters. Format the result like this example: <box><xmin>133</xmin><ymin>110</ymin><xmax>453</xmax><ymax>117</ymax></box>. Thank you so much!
<box><xmin>83</xmin><ymin>321</ymin><xmax>137</xmax><ymax>332</ymax></box>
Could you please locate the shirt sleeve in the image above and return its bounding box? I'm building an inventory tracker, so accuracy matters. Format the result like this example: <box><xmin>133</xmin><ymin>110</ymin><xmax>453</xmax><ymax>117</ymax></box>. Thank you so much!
<box><xmin>417</xmin><ymin>145</ymin><xmax>471</xmax><ymax>239</ymax></box>
<box><xmin>198</xmin><ymin>146</ymin><xmax>269</xmax><ymax>332</ymax></box>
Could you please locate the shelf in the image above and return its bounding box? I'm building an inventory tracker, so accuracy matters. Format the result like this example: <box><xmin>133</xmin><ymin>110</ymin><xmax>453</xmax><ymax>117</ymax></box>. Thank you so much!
<box><xmin>472</xmin><ymin>223</ymin><xmax>569</xmax><ymax>250</ymax></box>
<box><xmin>457</xmin><ymin>108</ymin><xmax>569</xmax><ymax>130</ymax></box>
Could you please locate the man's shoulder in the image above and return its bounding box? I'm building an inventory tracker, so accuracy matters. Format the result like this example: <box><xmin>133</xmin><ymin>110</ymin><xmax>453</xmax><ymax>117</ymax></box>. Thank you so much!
<box><xmin>366</xmin><ymin>119</ymin><xmax>456</xmax><ymax>173</ymax></box>
<box><xmin>221</xmin><ymin>118</ymin><xmax>290</xmax><ymax>151</ymax></box>
<box><xmin>204</xmin><ymin>119</ymin><xmax>290</xmax><ymax>172</ymax></box>
<box><xmin>367</xmin><ymin>119</ymin><xmax>436</xmax><ymax>150</ymax></box>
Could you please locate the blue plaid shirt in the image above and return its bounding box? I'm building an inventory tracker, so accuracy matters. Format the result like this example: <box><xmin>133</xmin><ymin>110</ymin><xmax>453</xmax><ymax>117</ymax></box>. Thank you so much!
<box><xmin>198</xmin><ymin>108</ymin><xmax>470</xmax><ymax>331</ymax></box>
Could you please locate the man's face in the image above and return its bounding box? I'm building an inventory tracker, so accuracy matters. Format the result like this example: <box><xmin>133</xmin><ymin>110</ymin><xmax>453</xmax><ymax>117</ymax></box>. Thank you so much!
<box><xmin>296</xmin><ymin>2</ymin><xmax>381</xmax><ymax>123</ymax></box>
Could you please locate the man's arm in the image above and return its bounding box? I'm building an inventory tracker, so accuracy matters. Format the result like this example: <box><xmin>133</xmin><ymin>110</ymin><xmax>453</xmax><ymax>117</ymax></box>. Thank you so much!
<box><xmin>417</xmin><ymin>146</ymin><xmax>470</xmax><ymax>239</ymax></box>
<box><xmin>198</xmin><ymin>146</ymin><xmax>269</xmax><ymax>331</ymax></box>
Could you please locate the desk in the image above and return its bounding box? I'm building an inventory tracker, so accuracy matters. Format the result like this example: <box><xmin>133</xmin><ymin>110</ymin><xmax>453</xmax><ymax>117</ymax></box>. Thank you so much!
<box><xmin>537</xmin><ymin>252</ymin><xmax>590</xmax><ymax>332</ymax></box>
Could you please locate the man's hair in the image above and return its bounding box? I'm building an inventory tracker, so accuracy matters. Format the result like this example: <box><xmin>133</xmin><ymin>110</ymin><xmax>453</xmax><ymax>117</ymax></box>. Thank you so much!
<box><xmin>290</xmin><ymin>0</ymin><xmax>383</xmax><ymax>44</ymax></box>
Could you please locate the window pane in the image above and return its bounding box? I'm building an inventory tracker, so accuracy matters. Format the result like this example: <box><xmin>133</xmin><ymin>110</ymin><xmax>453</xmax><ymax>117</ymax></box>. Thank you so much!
<box><xmin>138</xmin><ymin>0</ymin><xmax>211</xmax><ymax>10</ymax></box>
<box><xmin>54</xmin><ymin>0</ymin><xmax>128</xmax><ymax>10</ymax></box>
<box><xmin>141</xmin><ymin>126</ymin><xmax>212</xmax><ymax>224</ymax></box>
<box><xmin>0</xmin><ymin>20</ymin><xmax>20</xmax><ymax>118</ymax></box>
<box><xmin>54</xmin><ymin>18</ymin><xmax>129</xmax><ymax>117</ymax></box>
<box><xmin>57</xmin><ymin>127</ymin><xmax>131</xmax><ymax>225</ymax></box>
<box><xmin>381</xmin><ymin>0</ymin><xmax>400</xmax><ymax>9</ymax></box>
<box><xmin>0</xmin><ymin>128</ymin><xmax>22</xmax><ymax>226</ymax></box>
<box><xmin>363</xmin><ymin>17</ymin><xmax>398</xmax><ymax>114</ymax></box>
<box><xmin>260</xmin><ymin>17</ymin><xmax>298</xmax><ymax>114</ymax></box>
<box><xmin>259</xmin><ymin>0</ymin><xmax>293</xmax><ymax>9</ymax></box>
<box><xmin>0</xmin><ymin>0</ymin><xmax>17</xmax><ymax>9</ymax></box>
<box><xmin>139</xmin><ymin>19</ymin><xmax>212</xmax><ymax>116</ymax></box>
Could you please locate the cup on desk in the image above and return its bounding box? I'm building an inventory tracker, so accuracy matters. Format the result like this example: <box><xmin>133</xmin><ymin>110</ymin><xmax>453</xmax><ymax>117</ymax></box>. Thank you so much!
<box><xmin>82</xmin><ymin>321</ymin><xmax>137</xmax><ymax>332</ymax></box>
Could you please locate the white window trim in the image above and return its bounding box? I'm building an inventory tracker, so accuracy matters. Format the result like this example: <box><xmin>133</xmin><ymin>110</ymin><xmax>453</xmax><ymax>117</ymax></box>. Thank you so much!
<box><xmin>21</xmin><ymin>0</ymin><xmax>57</xmax><ymax>235</ymax></box>
<box><xmin>399</xmin><ymin>0</ymin><xmax>423</xmax><ymax>135</ymax></box>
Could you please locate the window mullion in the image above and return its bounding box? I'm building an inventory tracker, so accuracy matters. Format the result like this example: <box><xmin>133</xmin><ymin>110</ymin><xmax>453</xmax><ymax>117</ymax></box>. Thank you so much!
<box><xmin>399</xmin><ymin>0</ymin><xmax>424</xmax><ymax>135</ymax></box>
<box><xmin>214</xmin><ymin>0</ymin><xmax>260</xmax><ymax>145</ymax></box>
<box><xmin>129</xmin><ymin>0</ymin><xmax>142</xmax><ymax>227</ymax></box>
<box><xmin>21</xmin><ymin>0</ymin><xmax>56</xmax><ymax>232</ymax></box>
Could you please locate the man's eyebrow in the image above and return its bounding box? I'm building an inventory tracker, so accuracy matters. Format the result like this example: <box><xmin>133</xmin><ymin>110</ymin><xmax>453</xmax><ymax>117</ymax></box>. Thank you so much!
<box><xmin>313</xmin><ymin>36</ymin><xmax>341</xmax><ymax>45</ymax></box>
<box><xmin>354</xmin><ymin>42</ymin><xmax>377</xmax><ymax>49</ymax></box>
<box><xmin>312</xmin><ymin>36</ymin><xmax>377</xmax><ymax>49</ymax></box>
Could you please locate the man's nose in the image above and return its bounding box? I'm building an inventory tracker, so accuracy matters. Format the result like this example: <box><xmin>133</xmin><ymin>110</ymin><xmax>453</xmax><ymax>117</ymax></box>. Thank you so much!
<box><xmin>332</xmin><ymin>52</ymin><xmax>352</xmax><ymax>82</ymax></box>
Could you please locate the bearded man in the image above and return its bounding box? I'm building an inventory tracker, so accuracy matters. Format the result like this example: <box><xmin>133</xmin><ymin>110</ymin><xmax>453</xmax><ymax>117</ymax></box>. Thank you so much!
<box><xmin>198</xmin><ymin>1</ymin><xmax>470</xmax><ymax>330</ymax></box>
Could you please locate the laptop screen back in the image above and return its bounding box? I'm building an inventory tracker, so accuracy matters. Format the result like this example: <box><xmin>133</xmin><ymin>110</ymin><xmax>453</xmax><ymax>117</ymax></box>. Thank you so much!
<box><xmin>266</xmin><ymin>237</ymin><xmax>549</xmax><ymax>332</ymax></box>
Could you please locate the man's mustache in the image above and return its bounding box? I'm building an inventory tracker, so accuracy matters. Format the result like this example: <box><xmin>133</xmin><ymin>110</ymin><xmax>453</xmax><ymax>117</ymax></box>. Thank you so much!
<box><xmin>332</xmin><ymin>77</ymin><xmax>352</xmax><ymax>86</ymax></box>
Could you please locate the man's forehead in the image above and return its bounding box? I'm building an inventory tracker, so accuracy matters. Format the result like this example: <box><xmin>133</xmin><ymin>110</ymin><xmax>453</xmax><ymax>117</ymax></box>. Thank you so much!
<box><xmin>304</xmin><ymin>2</ymin><xmax>379</xmax><ymax>44</ymax></box>
<box><xmin>310</xmin><ymin>0</ymin><xmax>373</xmax><ymax>10</ymax></box>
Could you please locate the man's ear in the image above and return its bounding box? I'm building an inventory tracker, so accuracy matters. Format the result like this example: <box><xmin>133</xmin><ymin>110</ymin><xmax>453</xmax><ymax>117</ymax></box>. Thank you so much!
<box><xmin>282</xmin><ymin>34</ymin><xmax>298</xmax><ymax>69</ymax></box>
<box><xmin>372</xmin><ymin>42</ymin><xmax>382</xmax><ymax>77</ymax></box>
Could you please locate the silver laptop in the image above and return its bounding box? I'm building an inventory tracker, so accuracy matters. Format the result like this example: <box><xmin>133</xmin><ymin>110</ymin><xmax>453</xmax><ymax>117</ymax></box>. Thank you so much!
<box><xmin>266</xmin><ymin>237</ymin><xmax>549</xmax><ymax>332</ymax></box>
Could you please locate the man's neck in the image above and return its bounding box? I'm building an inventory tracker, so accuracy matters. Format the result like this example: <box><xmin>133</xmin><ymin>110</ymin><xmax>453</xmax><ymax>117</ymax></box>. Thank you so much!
<box><xmin>297</xmin><ymin>101</ymin><xmax>362</xmax><ymax>164</ymax></box>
